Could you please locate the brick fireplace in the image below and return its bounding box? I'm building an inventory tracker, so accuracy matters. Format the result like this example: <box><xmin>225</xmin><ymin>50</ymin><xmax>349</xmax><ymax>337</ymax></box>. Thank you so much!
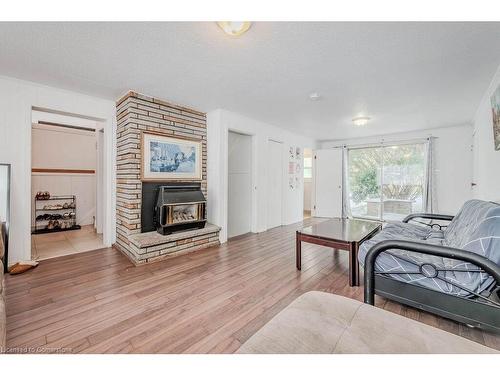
<box><xmin>114</xmin><ymin>91</ymin><xmax>220</xmax><ymax>264</ymax></box>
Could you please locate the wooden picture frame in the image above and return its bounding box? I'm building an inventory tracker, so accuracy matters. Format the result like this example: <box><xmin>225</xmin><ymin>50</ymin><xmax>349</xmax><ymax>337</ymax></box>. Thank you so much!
<box><xmin>141</xmin><ymin>131</ymin><xmax>202</xmax><ymax>181</ymax></box>
<box><xmin>491</xmin><ymin>84</ymin><xmax>500</xmax><ymax>151</ymax></box>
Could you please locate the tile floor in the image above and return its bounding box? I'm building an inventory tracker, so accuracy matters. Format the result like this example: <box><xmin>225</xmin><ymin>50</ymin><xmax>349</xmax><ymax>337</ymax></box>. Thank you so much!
<box><xmin>31</xmin><ymin>224</ymin><xmax>105</xmax><ymax>260</ymax></box>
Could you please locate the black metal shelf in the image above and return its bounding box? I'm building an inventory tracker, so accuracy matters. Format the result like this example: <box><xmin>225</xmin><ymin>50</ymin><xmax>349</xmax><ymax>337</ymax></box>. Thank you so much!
<box><xmin>33</xmin><ymin>194</ymin><xmax>80</xmax><ymax>235</ymax></box>
<box><xmin>32</xmin><ymin>225</ymin><xmax>81</xmax><ymax>235</ymax></box>
<box><xmin>35</xmin><ymin>195</ymin><xmax>76</xmax><ymax>201</ymax></box>
<box><xmin>35</xmin><ymin>209</ymin><xmax>75</xmax><ymax>212</ymax></box>
<box><xmin>35</xmin><ymin>218</ymin><xmax>76</xmax><ymax>222</ymax></box>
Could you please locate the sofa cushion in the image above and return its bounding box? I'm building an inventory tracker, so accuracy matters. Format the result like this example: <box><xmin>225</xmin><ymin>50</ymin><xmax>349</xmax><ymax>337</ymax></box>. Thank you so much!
<box><xmin>237</xmin><ymin>292</ymin><xmax>497</xmax><ymax>354</ymax></box>
<box><xmin>444</xmin><ymin>199</ymin><xmax>498</xmax><ymax>249</ymax></box>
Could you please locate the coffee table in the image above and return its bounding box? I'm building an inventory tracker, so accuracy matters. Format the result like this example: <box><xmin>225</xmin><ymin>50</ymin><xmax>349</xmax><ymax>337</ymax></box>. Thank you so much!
<box><xmin>296</xmin><ymin>218</ymin><xmax>382</xmax><ymax>286</ymax></box>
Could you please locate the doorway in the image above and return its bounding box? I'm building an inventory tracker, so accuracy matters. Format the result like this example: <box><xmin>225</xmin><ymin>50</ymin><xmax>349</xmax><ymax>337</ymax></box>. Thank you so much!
<box><xmin>30</xmin><ymin>111</ymin><xmax>105</xmax><ymax>260</ymax></box>
<box><xmin>267</xmin><ymin>139</ymin><xmax>283</xmax><ymax>229</ymax></box>
<box><xmin>303</xmin><ymin>148</ymin><xmax>313</xmax><ymax>218</ymax></box>
<box><xmin>346</xmin><ymin>143</ymin><xmax>426</xmax><ymax>221</ymax></box>
<box><xmin>227</xmin><ymin>131</ymin><xmax>253</xmax><ymax>239</ymax></box>
<box><xmin>313</xmin><ymin>148</ymin><xmax>343</xmax><ymax>218</ymax></box>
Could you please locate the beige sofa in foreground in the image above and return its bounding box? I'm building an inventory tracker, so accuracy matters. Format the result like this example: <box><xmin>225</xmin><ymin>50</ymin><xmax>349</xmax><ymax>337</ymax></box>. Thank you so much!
<box><xmin>237</xmin><ymin>291</ymin><xmax>498</xmax><ymax>354</ymax></box>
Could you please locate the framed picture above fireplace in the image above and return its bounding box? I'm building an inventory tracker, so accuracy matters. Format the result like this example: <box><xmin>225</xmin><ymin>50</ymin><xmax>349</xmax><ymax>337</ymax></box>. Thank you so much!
<box><xmin>141</xmin><ymin>131</ymin><xmax>202</xmax><ymax>181</ymax></box>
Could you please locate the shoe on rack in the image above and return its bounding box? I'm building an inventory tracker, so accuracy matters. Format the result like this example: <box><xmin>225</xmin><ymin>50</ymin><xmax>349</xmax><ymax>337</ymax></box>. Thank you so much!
<box><xmin>36</xmin><ymin>215</ymin><xmax>44</xmax><ymax>221</ymax></box>
<box><xmin>47</xmin><ymin>220</ymin><xmax>54</xmax><ymax>230</ymax></box>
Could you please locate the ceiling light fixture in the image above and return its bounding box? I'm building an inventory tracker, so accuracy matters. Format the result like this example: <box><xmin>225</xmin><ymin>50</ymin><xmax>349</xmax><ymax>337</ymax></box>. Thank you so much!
<box><xmin>352</xmin><ymin>116</ymin><xmax>371</xmax><ymax>126</ymax></box>
<box><xmin>216</xmin><ymin>22</ymin><xmax>252</xmax><ymax>36</ymax></box>
<box><xmin>309</xmin><ymin>92</ymin><xmax>321</xmax><ymax>101</ymax></box>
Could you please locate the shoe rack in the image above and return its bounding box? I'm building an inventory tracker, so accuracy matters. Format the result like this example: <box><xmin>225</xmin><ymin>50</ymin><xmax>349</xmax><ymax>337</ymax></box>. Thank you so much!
<box><xmin>32</xmin><ymin>195</ymin><xmax>82</xmax><ymax>234</ymax></box>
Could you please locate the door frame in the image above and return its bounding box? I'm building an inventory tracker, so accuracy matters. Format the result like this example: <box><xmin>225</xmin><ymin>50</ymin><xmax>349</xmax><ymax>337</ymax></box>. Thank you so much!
<box><xmin>29</xmin><ymin>108</ymin><xmax>113</xmax><ymax>252</ymax></box>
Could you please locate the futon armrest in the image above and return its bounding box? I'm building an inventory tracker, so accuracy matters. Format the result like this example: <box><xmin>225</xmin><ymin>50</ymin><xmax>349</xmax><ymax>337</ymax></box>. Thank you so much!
<box><xmin>402</xmin><ymin>213</ymin><xmax>454</xmax><ymax>223</ymax></box>
<box><xmin>363</xmin><ymin>239</ymin><xmax>500</xmax><ymax>305</ymax></box>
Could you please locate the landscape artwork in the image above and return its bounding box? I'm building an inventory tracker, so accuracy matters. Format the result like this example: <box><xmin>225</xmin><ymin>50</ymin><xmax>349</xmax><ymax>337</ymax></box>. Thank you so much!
<box><xmin>142</xmin><ymin>132</ymin><xmax>202</xmax><ymax>181</ymax></box>
<box><xmin>491</xmin><ymin>84</ymin><xmax>500</xmax><ymax>150</ymax></box>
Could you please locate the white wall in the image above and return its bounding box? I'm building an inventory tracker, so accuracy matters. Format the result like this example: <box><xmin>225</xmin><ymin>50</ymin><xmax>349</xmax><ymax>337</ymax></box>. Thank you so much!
<box><xmin>320</xmin><ymin>124</ymin><xmax>473</xmax><ymax>215</ymax></box>
<box><xmin>472</xmin><ymin>65</ymin><xmax>500</xmax><ymax>202</ymax></box>
<box><xmin>227</xmin><ymin>131</ymin><xmax>253</xmax><ymax>238</ymax></box>
<box><xmin>0</xmin><ymin>75</ymin><xmax>116</xmax><ymax>265</ymax></box>
<box><xmin>207</xmin><ymin>109</ymin><xmax>316</xmax><ymax>243</ymax></box>
<box><xmin>32</xmin><ymin>125</ymin><xmax>97</xmax><ymax>170</ymax></box>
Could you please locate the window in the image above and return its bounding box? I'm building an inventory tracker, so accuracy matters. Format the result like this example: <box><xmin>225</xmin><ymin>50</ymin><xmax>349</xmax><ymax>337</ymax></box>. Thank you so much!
<box><xmin>348</xmin><ymin>143</ymin><xmax>425</xmax><ymax>221</ymax></box>
<box><xmin>303</xmin><ymin>155</ymin><xmax>313</xmax><ymax>179</ymax></box>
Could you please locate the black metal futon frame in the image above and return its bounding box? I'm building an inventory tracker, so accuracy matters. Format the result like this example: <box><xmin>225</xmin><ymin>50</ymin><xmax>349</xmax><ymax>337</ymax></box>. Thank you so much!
<box><xmin>364</xmin><ymin>213</ymin><xmax>500</xmax><ymax>333</ymax></box>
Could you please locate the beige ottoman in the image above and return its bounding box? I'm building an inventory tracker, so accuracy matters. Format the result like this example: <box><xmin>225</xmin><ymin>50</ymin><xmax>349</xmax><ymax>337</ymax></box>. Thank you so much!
<box><xmin>237</xmin><ymin>291</ymin><xmax>498</xmax><ymax>354</ymax></box>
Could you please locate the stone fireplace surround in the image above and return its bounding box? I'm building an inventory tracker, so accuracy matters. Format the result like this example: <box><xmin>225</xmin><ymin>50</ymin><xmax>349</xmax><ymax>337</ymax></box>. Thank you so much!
<box><xmin>114</xmin><ymin>91</ymin><xmax>220</xmax><ymax>265</ymax></box>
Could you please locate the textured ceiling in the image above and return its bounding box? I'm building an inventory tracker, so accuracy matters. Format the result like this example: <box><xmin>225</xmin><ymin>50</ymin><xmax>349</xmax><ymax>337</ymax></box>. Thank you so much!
<box><xmin>0</xmin><ymin>22</ymin><xmax>499</xmax><ymax>140</ymax></box>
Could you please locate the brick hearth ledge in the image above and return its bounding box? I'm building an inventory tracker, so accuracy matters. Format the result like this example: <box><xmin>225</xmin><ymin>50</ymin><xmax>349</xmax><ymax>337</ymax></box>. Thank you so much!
<box><xmin>120</xmin><ymin>224</ymin><xmax>221</xmax><ymax>265</ymax></box>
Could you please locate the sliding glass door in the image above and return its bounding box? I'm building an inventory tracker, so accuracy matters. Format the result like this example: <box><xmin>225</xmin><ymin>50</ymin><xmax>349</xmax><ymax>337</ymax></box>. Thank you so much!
<box><xmin>347</xmin><ymin>143</ymin><xmax>425</xmax><ymax>221</ymax></box>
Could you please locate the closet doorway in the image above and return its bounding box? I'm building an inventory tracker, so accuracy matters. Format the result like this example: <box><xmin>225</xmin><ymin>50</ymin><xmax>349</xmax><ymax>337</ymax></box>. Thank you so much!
<box><xmin>30</xmin><ymin>110</ymin><xmax>105</xmax><ymax>260</ymax></box>
<box><xmin>303</xmin><ymin>148</ymin><xmax>313</xmax><ymax>218</ymax></box>
<box><xmin>227</xmin><ymin>131</ymin><xmax>253</xmax><ymax>239</ymax></box>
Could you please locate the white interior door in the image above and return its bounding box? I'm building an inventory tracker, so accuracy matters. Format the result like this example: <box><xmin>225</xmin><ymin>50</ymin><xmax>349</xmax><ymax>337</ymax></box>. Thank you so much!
<box><xmin>227</xmin><ymin>131</ymin><xmax>253</xmax><ymax>238</ymax></box>
<box><xmin>313</xmin><ymin>148</ymin><xmax>343</xmax><ymax>218</ymax></box>
<box><xmin>267</xmin><ymin>140</ymin><xmax>283</xmax><ymax>229</ymax></box>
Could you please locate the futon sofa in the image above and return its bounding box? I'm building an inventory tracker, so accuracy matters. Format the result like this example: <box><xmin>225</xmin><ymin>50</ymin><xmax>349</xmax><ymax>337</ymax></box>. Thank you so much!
<box><xmin>358</xmin><ymin>199</ymin><xmax>500</xmax><ymax>332</ymax></box>
<box><xmin>237</xmin><ymin>292</ymin><xmax>497</xmax><ymax>353</ymax></box>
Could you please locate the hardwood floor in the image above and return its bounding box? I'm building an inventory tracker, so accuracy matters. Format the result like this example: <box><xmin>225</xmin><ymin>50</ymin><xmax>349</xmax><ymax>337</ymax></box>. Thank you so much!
<box><xmin>5</xmin><ymin>218</ymin><xmax>500</xmax><ymax>353</ymax></box>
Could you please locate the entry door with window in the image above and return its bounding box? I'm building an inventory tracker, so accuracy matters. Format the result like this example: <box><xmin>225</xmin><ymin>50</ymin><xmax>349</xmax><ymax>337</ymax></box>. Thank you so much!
<box><xmin>347</xmin><ymin>143</ymin><xmax>425</xmax><ymax>221</ymax></box>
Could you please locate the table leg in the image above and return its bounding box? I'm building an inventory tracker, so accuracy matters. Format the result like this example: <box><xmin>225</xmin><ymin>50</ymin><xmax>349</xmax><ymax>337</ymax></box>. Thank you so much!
<box><xmin>349</xmin><ymin>242</ymin><xmax>360</xmax><ymax>286</ymax></box>
<box><xmin>296</xmin><ymin>232</ymin><xmax>302</xmax><ymax>270</ymax></box>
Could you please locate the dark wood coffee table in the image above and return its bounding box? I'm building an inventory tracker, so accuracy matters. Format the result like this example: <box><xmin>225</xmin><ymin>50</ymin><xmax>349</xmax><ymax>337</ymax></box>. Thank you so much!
<box><xmin>296</xmin><ymin>218</ymin><xmax>382</xmax><ymax>286</ymax></box>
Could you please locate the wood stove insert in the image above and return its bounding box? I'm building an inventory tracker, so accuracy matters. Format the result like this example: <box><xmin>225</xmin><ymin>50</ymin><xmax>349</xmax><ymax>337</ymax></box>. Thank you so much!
<box><xmin>154</xmin><ymin>183</ymin><xmax>206</xmax><ymax>235</ymax></box>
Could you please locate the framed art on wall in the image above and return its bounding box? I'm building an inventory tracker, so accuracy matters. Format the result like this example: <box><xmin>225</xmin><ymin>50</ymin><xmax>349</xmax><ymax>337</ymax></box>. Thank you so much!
<box><xmin>141</xmin><ymin>131</ymin><xmax>202</xmax><ymax>181</ymax></box>
<box><xmin>491</xmin><ymin>84</ymin><xmax>500</xmax><ymax>151</ymax></box>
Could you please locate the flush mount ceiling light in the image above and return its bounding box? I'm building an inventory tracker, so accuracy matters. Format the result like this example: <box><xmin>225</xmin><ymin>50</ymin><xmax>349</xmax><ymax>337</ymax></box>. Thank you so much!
<box><xmin>352</xmin><ymin>116</ymin><xmax>371</xmax><ymax>126</ymax></box>
<box><xmin>216</xmin><ymin>22</ymin><xmax>252</xmax><ymax>36</ymax></box>
<box><xmin>309</xmin><ymin>92</ymin><xmax>321</xmax><ymax>101</ymax></box>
